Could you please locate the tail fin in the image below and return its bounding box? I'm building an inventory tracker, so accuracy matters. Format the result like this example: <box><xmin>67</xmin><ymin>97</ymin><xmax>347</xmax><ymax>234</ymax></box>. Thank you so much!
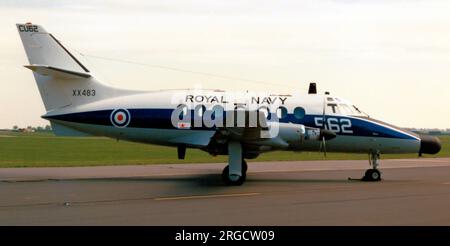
<box><xmin>16</xmin><ymin>23</ymin><xmax>121</xmax><ymax>111</ymax></box>
<box><xmin>17</xmin><ymin>23</ymin><xmax>90</xmax><ymax>73</ymax></box>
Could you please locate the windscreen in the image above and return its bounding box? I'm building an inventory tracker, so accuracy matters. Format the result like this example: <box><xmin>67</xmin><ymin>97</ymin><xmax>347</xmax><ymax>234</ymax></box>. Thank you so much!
<box><xmin>326</xmin><ymin>97</ymin><xmax>369</xmax><ymax>117</ymax></box>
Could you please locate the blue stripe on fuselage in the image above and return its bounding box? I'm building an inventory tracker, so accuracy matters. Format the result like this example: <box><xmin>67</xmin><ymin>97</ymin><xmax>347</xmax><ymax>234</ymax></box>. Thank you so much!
<box><xmin>43</xmin><ymin>108</ymin><xmax>416</xmax><ymax>140</ymax></box>
<box><xmin>282</xmin><ymin>114</ymin><xmax>417</xmax><ymax>140</ymax></box>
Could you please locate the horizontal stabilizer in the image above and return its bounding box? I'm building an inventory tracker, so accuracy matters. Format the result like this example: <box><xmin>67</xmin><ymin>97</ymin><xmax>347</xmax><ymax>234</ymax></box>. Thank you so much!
<box><xmin>50</xmin><ymin>122</ymin><xmax>91</xmax><ymax>137</ymax></box>
<box><xmin>24</xmin><ymin>64</ymin><xmax>91</xmax><ymax>79</ymax></box>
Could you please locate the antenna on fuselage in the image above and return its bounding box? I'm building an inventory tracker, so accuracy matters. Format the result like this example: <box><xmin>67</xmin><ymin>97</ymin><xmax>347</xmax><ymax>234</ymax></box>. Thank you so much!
<box><xmin>308</xmin><ymin>82</ymin><xmax>317</xmax><ymax>94</ymax></box>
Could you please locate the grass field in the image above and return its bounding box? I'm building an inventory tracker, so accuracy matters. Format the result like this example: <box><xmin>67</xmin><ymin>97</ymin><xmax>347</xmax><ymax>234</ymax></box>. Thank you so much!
<box><xmin>0</xmin><ymin>131</ymin><xmax>449</xmax><ymax>168</ymax></box>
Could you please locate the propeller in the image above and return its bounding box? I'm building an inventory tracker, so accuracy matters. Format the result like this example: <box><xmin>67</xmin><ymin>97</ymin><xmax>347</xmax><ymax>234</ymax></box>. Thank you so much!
<box><xmin>319</xmin><ymin>136</ymin><xmax>326</xmax><ymax>157</ymax></box>
<box><xmin>319</xmin><ymin>129</ymin><xmax>336</xmax><ymax>157</ymax></box>
<box><xmin>319</xmin><ymin>92</ymin><xmax>335</xmax><ymax>156</ymax></box>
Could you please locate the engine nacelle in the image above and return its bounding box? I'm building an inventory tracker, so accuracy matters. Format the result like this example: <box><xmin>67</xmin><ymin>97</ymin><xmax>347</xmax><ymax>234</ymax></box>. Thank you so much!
<box><xmin>261</xmin><ymin>123</ymin><xmax>336</xmax><ymax>148</ymax></box>
<box><xmin>277</xmin><ymin>123</ymin><xmax>306</xmax><ymax>144</ymax></box>
<box><xmin>304</xmin><ymin>127</ymin><xmax>322</xmax><ymax>141</ymax></box>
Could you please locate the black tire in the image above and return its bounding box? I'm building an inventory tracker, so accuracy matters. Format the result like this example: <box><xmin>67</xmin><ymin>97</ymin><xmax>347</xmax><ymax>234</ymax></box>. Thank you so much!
<box><xmin>242</xmin><ymin>159</ymin><xmax>248</xmax><ymax>173</ymax></box>
<box><xmin>370</xmin><ymin>169</ymin><xmax>381</xmax><ymax>181</ymax></box>
<box><xmin>222</xmin><ymin>165</ymin><xmax>246</xmax><ymax>186</ymax></box>
<box><xmin>363</xmin><ymin>169</ymin><xmax>381</xmax><ymax>181</ymax></box>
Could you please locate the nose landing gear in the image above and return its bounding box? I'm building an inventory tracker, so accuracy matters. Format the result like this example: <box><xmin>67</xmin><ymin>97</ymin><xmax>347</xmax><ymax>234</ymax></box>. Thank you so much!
<box><xmin>222</xmin><ymin>141</ymin><xmax>248</xmax><ymax>186</ymax></box>
<box><xmin>222</xmin><ymin>159</ymin><xmax>248</xmax><ymax>186</ymax></box>
<box><xmin>362</xmin><ymin>151</ymin><xmax>382</xmax><ymax>181</ymax></box>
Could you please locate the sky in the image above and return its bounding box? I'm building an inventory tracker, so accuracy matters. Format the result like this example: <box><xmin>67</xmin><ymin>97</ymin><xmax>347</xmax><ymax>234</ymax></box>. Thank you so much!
<box><xmin>0</xmin><ymin>0</ymin><xmax>449</xmax><ymax>129</ymax></box>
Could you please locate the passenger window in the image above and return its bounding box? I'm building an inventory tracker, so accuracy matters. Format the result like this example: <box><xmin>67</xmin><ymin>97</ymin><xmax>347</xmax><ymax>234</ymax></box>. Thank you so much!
<box><xmin>211</xmin><ymin>105</ymin><xmax>223</xmax><ymax>120</ymax></box>
<box><xmin>276</xmin><ymin>106</ymin><xmax>287</xmax><ymax>119</ymax></box>
<box><xmin>258</xmin><ymin>106</ymin><xmax>271</xmax><ymax>119</ymax></box>
<box><xmin>195</xmin><ymin>104</ymin><xmax>206</xmax><ymax>117</ymax></box>
<box><xmin>293</xmin><ymin>107</ymin><xmax>305</xmax><ymax>119</ymax></box>
<box><xmin>177</xmin><ymin>104</ymin><xmax>188</xmax><ymax>119</ymax></box>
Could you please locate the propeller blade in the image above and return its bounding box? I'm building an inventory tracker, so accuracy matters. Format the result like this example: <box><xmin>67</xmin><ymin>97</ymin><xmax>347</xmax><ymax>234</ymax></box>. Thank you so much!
<box><xmin>322</xmin><ymin>95</ymin><xmax>326</xmax><ymax>130</ymax></box>
<box><xmin>320</xmin><ymin>92</ymin><xmax>327</xmax><ymax>157</ymax></box>
<box><xmin>318</xmin><ymin>91</ymin><xmax>334</xmax><ymax>158</ymax></box>
<box><xmin>319</xmin><ymin>129</ymin><xmax>337</xmax><ymax>141</ymax></box>
<box><xmin>319</xmin><ymin>137</ymin><xmax>323</xmax><ymax>152</ymax></box>
<box><xmin>318</xmin><ymin>129</ymin><xmax>335</xmax><ymax>157</ymax></box>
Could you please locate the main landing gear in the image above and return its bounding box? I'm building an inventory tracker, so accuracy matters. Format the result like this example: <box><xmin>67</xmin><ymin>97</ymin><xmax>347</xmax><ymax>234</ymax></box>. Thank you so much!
<box><xmin>222</xmin><ymin>141</ymin><xmax>248</xmax><ymax>186</ymax></box>
<box><xmin>362</xmin><ymin>151</ymin><xmax>382</xmax><ymax>181</ymax></box>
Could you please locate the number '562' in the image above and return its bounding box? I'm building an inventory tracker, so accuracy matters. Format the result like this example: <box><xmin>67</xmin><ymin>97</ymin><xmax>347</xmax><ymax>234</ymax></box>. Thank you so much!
<box><xmin>314</xmin><ymin>117</ymin><xmax>353</xmax><ymax>134</ymax></box>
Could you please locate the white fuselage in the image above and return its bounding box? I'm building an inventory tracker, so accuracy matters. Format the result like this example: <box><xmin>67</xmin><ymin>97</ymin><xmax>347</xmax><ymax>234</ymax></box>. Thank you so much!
<box><xmin>44</xmin><ymin>89</ymin><xmax>421</xmax><ymax>155</ymax></box>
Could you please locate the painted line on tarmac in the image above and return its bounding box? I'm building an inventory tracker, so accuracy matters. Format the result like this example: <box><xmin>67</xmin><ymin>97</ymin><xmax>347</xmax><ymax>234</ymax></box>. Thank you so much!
<box><xmin>390</xmin><ymin>159</ymin><xmax>450</xmax><ymax>163</ymax></box>
<box><xmin>154</xmin><ymin>192</ymin><xmax>260</xmax><ymax>201</ymax></box>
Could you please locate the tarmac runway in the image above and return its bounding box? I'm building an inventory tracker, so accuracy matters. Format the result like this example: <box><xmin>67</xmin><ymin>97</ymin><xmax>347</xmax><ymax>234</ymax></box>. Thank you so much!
<box><xmin>1</xmin><ymin>158</ymin><xmax>450</xmax><ymax>225</ymax></box>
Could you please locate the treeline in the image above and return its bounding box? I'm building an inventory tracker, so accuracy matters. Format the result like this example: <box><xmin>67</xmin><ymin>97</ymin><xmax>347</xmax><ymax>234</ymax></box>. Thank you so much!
<box><xmin>12</xmin><ymin>125</ymin><xmax>52</xmax><ymax>133</ymax></box>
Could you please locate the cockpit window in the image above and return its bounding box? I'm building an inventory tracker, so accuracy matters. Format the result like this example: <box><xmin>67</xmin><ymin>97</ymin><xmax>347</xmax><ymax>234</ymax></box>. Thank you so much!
<box><xmin>339</xmin><ymin>104</ymin><xmax>354</xmax><ymax>115</ymax></box>
<box><xmin>325</xmin><ymin>99</ymin><xmax>369</xmax><ymax>117</ymax></box>
<box><xmin>352</xmin><ymin>105</ymin><xmax>369</xmax><ymax>117</ymax></box>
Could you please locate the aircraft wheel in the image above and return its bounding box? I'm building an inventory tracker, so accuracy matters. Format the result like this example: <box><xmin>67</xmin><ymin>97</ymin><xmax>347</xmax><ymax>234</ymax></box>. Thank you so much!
<box><xmin>242</xmin><ymin>159</ymin><xmax>248</xmax><ymax>173</ymax></box>
<box><xmin>363</xmin><ymin>169</ymin><xmax>381</xmax><ymax>181</ymax></box>
<box><xmin>222</xmin><ymin>165</ymin><xmax>246</xmax><ymax>186</ymax></box>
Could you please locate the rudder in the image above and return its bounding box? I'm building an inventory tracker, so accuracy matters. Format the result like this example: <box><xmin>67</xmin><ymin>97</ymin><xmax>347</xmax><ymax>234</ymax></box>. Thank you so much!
<box><xmin>16</xmin><ymin>23</ymin><xmax>120</xmax><ymax>112</ymax></box>
<box><xmin>17</xmin><ymin>23</ymin><xmax>89</xmax><ymax>74</ymax></box>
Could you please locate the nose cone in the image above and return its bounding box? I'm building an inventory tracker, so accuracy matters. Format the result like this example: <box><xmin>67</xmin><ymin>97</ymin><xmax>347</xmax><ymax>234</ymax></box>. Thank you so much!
<box><xmin>419</xmin><ymin>135</ymin><xmax>441</xmax><ymax>155</ymax></box>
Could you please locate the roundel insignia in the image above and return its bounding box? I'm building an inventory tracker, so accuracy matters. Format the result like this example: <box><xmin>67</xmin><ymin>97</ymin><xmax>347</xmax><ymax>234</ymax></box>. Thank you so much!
<box><xmin>110</xmin><ymin>109</ymin><xmax>131</xmax><ymax>128</ymax></box>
